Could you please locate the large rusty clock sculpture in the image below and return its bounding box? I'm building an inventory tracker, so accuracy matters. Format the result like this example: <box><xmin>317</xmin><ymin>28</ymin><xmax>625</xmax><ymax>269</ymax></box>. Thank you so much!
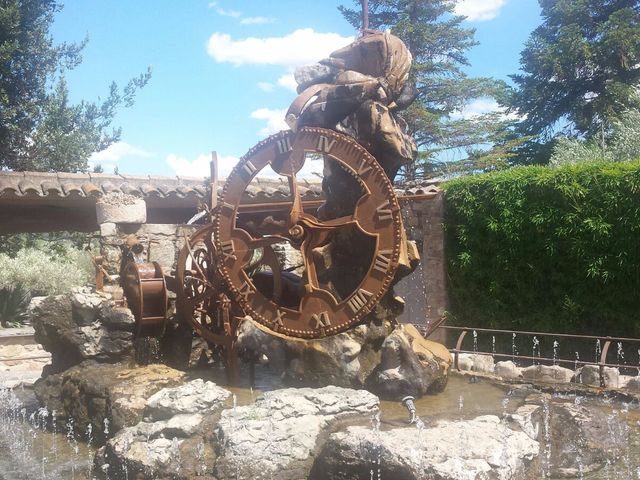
<box><xmin>214</xmin><ymin>126</ymin><xmax>403</xmax><ymax>339</ymax></box>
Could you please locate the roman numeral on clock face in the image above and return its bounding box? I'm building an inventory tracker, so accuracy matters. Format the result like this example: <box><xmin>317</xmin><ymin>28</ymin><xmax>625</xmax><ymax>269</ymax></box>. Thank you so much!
<box><xmin>376</xmin><ymin>200</ymin><xmax>394</xmax><ymax>222</ymax></box>
<box><xmin>374</xmin><ymin>250</ymin><xmax>393</xmax><ymax>273</ymax></box>
<box><xmin>238</xmin><ymin>281</ymin><xmax>253</xmax><ymax>302</ymax></box>
<box><xmin>317</xmin><ymin>135</ymin><xmax>337</xmax><ymax>153</ymax></box>
<box><xmin>312</xmin><ymin>311</ymin><xmax>331</xmax><ymax>329</ymax></box>
<box><xmin>357</xmin><ymin>156</ymin><xmax>372</xmax><ymax>175</ymax></box>
<box><xmin>242</xmin><ymin>160</ymin><xmax>257</xmax><ymax>178</ymax></box>
<box><xmin>347</xmin><ymin>288</ymin><xmax>373</xmax><ymax>313</ymax></box>
<box><xmin>276</xmin><ymin>136</ymin><xmax>292</xmax><ymax>154</ymax></box>
<box><xmin>220</xmin><ymin>240</ymin><xmax>236</xmax><ymax>261</ymax></box>
<box><xmin>274</xmin><ymin>309</ymin><xmax>285</xmax><ymax>326</ymax></box>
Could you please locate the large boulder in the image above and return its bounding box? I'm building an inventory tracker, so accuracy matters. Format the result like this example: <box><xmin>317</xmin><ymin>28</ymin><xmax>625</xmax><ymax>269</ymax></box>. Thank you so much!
<box><xmin>310</xmin><ymin>415</ymin><xmax>540</xmax><ymax>480</ymax></box>
<box><xmin>34</xmin><ymin>361</ymin><xmax>185</xmax><ymax>442</ymax></box>
<box><xmin>236</xmin><ymin>318</ymin><xmax>450</xmax><ymax>400</ymax></box>
<box><xmin>95</xmin><ymin>379</ymin><xmax>231</xmax><ymax>479</ymax></box>
<box><xmin>235</xmin><ymin>316</ymin><xmax>391</xmax><ymax>388</ymax></box>
<box><xmin>214</xmin><ymin>386</ymin><xmax>378</xmax><ymax>480</ymax></box>
<box><xmin>366</xmin><ymin>324</ymin><xmax>451</xmax><ymax>399</ymax></box>
<box><xmin>31</xmin><ymin>288</ymin><xmax>135</xmax><ymax>373</ymax></box>
<box><xmin>507</xmin><ymin>394</ymin><xmax>628</xmax><ymax>477</ymax></box>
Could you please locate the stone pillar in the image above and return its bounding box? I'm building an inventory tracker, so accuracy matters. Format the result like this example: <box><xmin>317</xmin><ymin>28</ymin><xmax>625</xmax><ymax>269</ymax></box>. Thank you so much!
<box><xmin>96</xmin><ymin>193</ymin><xmax>147</xmax><ymax>225</ymax></box>
<box><xmin>420</xmin><ymin>192</ymin><xmax>448</xmax><ymax>344</ymax></box>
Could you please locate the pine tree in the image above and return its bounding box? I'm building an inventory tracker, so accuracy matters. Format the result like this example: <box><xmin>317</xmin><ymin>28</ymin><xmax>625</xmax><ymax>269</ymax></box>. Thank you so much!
<box><xmin>510</xmin><ymin>0</ymin><xmax>640</xmax><ymax>163</ymax></box>
<box><xmin>339</xmin><ymin>0</ymin><xmax>510</xmax><ymax>179</ymax></box>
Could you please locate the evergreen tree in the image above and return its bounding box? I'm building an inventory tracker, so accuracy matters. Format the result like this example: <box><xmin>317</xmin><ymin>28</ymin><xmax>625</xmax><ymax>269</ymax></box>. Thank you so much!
<box><xmin>0</xmin><ymin>0</ymin><xmax>150</xmax><ymax>172</ymax></box>
<box><xmin>339</xmin><ymin>0</ymin><xmax>510</xmax><ymax>179</ymax></box>
<box><xmin>510</xmin><ymin>0</ymin><xmax>640</xmax><ymax>164</ymax></box>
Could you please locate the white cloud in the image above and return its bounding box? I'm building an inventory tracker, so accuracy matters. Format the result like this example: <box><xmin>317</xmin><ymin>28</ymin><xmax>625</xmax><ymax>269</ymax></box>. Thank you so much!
<box><xmin>90</xmin><ymin>141</ymin><xmax>151</xmax><ymax>163</ymax></box>
<box><xmin>207</xmin><ymin>28</ymin><xmax>353</xmax><ymax>67</ymax></box>
<box><xmin>166</xmin><ymin>152</ymin><xmax>239</xmax><ymax>179</ymax></box>
<box><xmin>454</xmin><ymin>0</ymin><xmax>507</xmax><ymax>21</ymax></box>
<box><xmin>250</xmin><ymin>108</ymin><xmax>289</xmax><ymax>137</ymax></box>
<box><xmin>257</xmin><ymin>82</ymin><xmax>275</xmax><ymax>92</ymax></box>
<box><xmin>451</xmin><ymin>98</ymin><xmax>519</xmax><ymax>121</ymax></box>
<box><xmin>240</xmin><ymin>16</ymin><xmax>274</xmax><ymax>25</ymax></box>
<box><xmin>216</xmin><ymin>7</ymin><xmax>241</xmax><ymax>18</ymax></box>
<box><xmin>276</xmin><ymin>73</ymin><xmax>297</xmax><ymax>92</ymax></box>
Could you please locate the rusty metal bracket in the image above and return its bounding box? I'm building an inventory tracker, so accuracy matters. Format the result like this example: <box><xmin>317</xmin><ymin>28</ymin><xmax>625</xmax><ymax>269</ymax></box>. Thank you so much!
<box><xmin>453</xmin><ymin>329</ymin><xmax>468</xmax><ymax>371</ymax></box>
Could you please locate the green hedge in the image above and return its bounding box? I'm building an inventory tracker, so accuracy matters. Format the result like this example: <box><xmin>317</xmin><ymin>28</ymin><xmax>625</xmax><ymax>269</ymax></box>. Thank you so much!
<box><xmin>443</xmin><ymin>161</ymin><xmax>640</xmax><ymax>336</ymax></box>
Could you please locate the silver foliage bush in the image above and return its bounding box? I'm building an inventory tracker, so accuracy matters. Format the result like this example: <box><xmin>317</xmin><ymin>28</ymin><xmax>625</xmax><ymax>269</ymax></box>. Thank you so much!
<box><xmin>0</xmin><ymin>247</ymin><xmax>93</xmax><ymax>295</ymax></box>
<box><xmin>550</xmin><ymin>108</ymin><xmax>640</xmax><ymax>166</ymax></box>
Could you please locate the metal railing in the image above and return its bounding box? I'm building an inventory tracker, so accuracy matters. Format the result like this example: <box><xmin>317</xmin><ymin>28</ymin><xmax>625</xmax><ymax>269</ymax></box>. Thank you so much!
<box><xmin>414</xmin><ymin>324</ymin><xmax>640</xmax><ymax>389</ymax></box>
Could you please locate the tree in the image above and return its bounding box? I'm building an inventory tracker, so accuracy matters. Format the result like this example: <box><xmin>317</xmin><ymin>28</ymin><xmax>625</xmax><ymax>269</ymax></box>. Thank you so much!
<box><xmin>510</xmin><ymin>0</ymin><xmax>640</xmax><ymax>163</ymax></box>
<box><xmin>339</xmin><ymin>0</ymin><xmax>511</xmax><ymax>180</ymax></box>
<box><xmin>0</xmin><ymin>0</ymin><xmax>150</xmax><ymax>172</ymax></box>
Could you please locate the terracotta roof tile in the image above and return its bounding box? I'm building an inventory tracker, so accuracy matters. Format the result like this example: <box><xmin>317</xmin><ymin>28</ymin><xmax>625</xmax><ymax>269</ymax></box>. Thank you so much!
<box><xmin>0</xmin><ymin>171</ymin><xmax>439</xmax><ymax>204</ymax></box>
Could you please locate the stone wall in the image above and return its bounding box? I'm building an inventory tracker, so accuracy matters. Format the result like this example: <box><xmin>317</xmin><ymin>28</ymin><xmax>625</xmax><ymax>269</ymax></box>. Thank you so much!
<box><xmin>396</xmin><ymin>192</ymin><xmax>448</xmax><ymax>343</ymax></box>
<box><xmin>100</xmin><ymin>223</ymin><xmax>197</xmax><ymax>277</ymax></box>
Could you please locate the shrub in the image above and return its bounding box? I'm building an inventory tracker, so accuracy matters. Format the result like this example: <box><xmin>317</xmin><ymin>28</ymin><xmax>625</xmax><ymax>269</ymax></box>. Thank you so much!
<box><xmin>443</xmin><ymin>160</ymin><xmax>640</xmax><ymax>336</ymax></box>
<box><xmin>0</xmin><ymin>246</ymin><xmax>93</xmax><ymax>296</ymax></box>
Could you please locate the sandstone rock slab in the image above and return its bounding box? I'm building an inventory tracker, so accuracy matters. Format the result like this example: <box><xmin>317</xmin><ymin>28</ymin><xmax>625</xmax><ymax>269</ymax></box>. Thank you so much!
<box><xmin>521</xmin><ymin>364</ymin><xmax>574</xmax><ymax>383</ymax></box>
<box><xmin>95</xmin><ymin>380</ymin><xmax>232</xmax><ymax>479</ymax></box>
<box><xmin>34</xmin><ymin>361</ymin><xmax>185</xmax><ymax>441</ymax></box>
<box><xmin>310</xmin><ymin>415</ymin><xmax>540</xmax><ymax>480</ymax></box>
<box><xmin>145</xmin><ymin>378</ymin><xmax>231</xmax><ymax>421</ymax></box>
<box><xmin>507</xmin><ymin>394</ymin><xmax>628</xmax><ymax>477</ymax></box>
<box><xmin>214</xmin><ymin>386</ymin><xmax>379</xmax><ymax>480</ymax></box>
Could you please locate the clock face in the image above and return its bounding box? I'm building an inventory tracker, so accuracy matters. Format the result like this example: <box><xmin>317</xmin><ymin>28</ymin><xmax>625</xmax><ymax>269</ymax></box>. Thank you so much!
<box><xmin>214</xmin><ymin>126</ymin><xmax>402</xmax><ymax>339</ymax></box>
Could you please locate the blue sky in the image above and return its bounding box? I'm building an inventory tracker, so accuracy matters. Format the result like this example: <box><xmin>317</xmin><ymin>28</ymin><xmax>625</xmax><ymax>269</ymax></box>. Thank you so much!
<box><xmin>51</xmin><ymin>0</ymin><xmax>541</xmax><ymax>178</ymax></box>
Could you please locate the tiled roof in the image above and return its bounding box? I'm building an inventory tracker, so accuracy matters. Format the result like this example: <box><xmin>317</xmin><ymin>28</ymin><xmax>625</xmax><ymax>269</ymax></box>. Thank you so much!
<box><xmin>0</xmin><ymin>171</ymin><xmax>440</xmax><ymax>203</ymax></box>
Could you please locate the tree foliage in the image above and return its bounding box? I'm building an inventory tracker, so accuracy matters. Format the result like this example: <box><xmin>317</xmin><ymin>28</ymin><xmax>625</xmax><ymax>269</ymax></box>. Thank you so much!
<box><xmin>549</xmin><ymin>107</ymin><xmax>640</xmax><ymax>165</ymax></box>
<box><xmin>510</xmin><ymin>0</ymin><xmax>640</xmax><ymax>163</ymax></box>
<box><xmin>0</xmin><ymin>0</ymin><xmax>150</xmax><ymax>172</ymax></box>
<box><xmin>444</xmin><ymin>160</ymin><xmax>640</xmax><ymax>336</ymax></box>
<box><xmin>339</xmin><ymin>0</ymin><xmax>511</xmax><ymax>179</ymax></box>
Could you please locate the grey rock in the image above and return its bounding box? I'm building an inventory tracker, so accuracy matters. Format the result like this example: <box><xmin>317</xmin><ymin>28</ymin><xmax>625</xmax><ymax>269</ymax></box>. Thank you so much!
<box><xmin>366</xmin><ymin>327</ymin><xmax>441</xmax><ymax>399</ymax></box>
<box><xmin>495</xmin><ymin>360</ymin><xmax>523</xmax><ymax>380</ymax></box>
<box><xmin>456</xmin><ymin>354</ymin><xmax>474</xmax><ymax>371</ymax></box>
<box><xmin>310</xmin><ymin>415</ymin><xmax>540</xmax><ymax>480</ymax></box>
<box><xmin>34</xmin><ymin>361</ymin><xmax>185</xmax><ymax>441</ymax></box>
<box><xmin>622</xmin><ymin>375</ymin><xmax>640</xmax><ymax>392</ymax></box>
<box><xmin>236</xmin><ymin>317</ymin><xmax>390</xmax><ymax>388</ymax></box>
<box><xmin>294</xmin><ymin>63</ymin><xmax>336</xmax><ymax>91</ymax></box>
<box><xmin>30</xmin><ymin>291</ymin><xmax>135</xmax><ymax>372</ymax></box>
<box><xmin>98</xmin><ymin>305</ymin><xmax>136</xmax><ymax>331</ymax></box>
<box><xmin>214</xmin><ymin>386</ymin><xmax>378</xmax><ymax>480</ymax></box>
<box><xmin>507</xmin><ymin>395</ymin><xmax>628</xmax><ymax>477</ymax></box>
<box><xmin>95</xmin><ymin>380</ymin><xmax>231</xmax><ymax>480</ymax></box>
<box><xmin>70</xmin><ymin>286</ymin><xmax>110</xmax><ymax>325</ymax></box>
<box><xmin>521</xmin><ymin>364</ymin><xmax>574</xmax><ymax>383</ymax></box>
<box><xmin>145</xmin><ymin>379</ymin><xmax>231</xmax><ymax>421</ymax></box>
<box><xmin>572</xmin><ymin>365</ymin><xmax>619</xmax><ymax>388</ymax></box>
<box><xmin>456</xmin><ymin>353</ymin><xmax>494</xmax><ymax>373</ymax></box>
